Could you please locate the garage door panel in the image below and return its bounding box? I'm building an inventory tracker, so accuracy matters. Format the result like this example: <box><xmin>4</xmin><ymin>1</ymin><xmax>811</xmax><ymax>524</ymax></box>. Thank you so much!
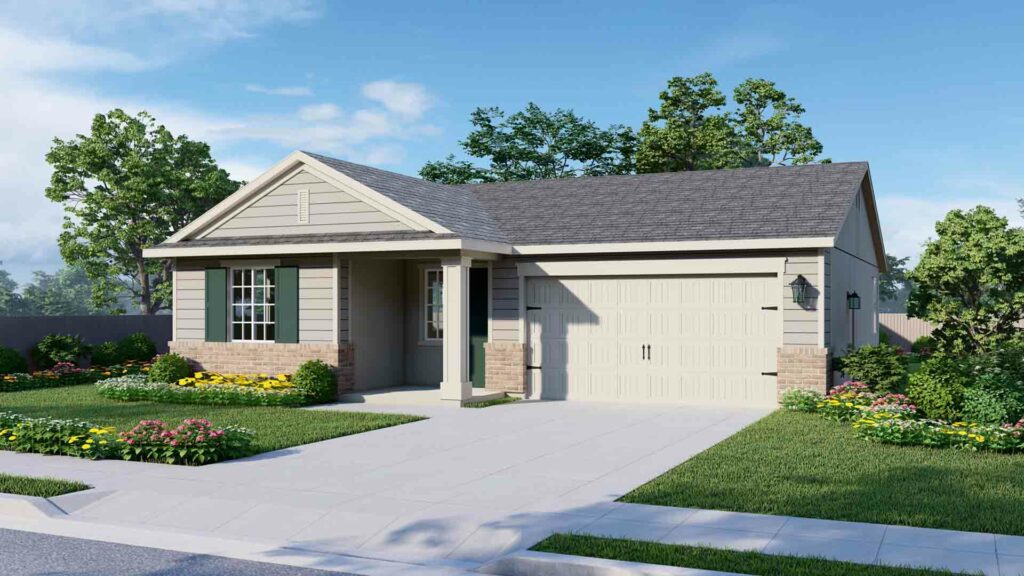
<box><xmin>528</xmin><ymin>275</ymin><xmax>779</xmax><ymax>406</ymax></box>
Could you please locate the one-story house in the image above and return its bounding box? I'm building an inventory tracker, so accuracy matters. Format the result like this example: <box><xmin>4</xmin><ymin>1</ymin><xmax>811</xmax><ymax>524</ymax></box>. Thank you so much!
<box><xmin>143</xmin><ymin>151</ymin><xmax>885</xmax><ymax>406</ymax></box>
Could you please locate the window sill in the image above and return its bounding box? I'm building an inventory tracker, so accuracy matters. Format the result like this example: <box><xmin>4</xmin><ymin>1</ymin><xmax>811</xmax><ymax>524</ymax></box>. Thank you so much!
<box><xmin>417</xmin><ymin>340</ymin><xmax>443</xmax><ymax>347</ymax></box>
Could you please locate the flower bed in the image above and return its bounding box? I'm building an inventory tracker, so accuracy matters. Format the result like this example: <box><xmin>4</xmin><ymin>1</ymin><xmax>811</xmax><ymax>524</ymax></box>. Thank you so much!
<box><xmin>96</xmin><ymin>373</ymin><xmax>308</xmax><ymax>407</ymax></box>
<box><xmin>0</xmin><ymin>411</ymin><xmax>253</xmax><ymax>465</ymax></box>
<box><xmin>782</xmin><ymin>383</ymin><xmax>1024</xmax><ymax>452</ymax></box>
<box><xmin>0</xmin><ymin>359</ymin><xmax>153</xmax><ymax>393</ymax></box>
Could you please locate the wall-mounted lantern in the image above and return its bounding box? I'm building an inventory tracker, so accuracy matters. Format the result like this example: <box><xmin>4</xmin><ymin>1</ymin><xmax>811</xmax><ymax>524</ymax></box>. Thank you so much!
<box><xmin>847</xmin><ymin>291</ymin><xmax>861</xmax><ymax>310</ymax></box>
<box><xmin>789</xmin><ymin>275</ymin><xmax>810</xmax><ymax>304</ymax></box>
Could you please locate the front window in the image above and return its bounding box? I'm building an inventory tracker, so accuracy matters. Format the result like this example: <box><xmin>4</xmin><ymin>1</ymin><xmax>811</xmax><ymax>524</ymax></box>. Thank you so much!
<box><xmin>424</xmin><ymin>268</ymin><xmax>443</xmax><ymax>340</ymax></box>
<box><xmin>232</xmin><ymin>268</ymin><xmax>275</xmax><ymax>341</ymax></box>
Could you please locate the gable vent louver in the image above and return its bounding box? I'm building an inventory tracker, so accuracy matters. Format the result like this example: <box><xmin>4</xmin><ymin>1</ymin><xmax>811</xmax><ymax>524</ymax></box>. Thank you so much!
<box><xmin>297</xmin><ymin>189</ymin><xmax>310</xmax><ymax>224</ymax></box>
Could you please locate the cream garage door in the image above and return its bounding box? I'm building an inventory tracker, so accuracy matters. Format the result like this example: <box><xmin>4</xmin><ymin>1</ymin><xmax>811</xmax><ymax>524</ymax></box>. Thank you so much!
<box><xmin>526</xmin><ymin>275</ymin><xmax>781</xmax><ymax>405</ymax></box>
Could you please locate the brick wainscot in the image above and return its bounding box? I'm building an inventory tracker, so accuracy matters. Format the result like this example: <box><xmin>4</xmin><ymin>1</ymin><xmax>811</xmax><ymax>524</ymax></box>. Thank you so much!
<box><xmin>169</xmin><ymin>341</ymin><xmax>355</xmax><ymax>395</ymax></box>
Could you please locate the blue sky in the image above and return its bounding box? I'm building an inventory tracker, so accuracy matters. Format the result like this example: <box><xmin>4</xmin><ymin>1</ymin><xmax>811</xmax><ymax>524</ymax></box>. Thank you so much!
<box><xmin>1</xmin><ymin>0</ymin><xmax>1023</xmax><ymax>284</ymax></box>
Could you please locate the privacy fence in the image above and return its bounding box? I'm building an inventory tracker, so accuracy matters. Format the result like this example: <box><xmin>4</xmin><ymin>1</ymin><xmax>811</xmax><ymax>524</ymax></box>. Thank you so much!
<box><xmin>0</xmin><ymin>315</ymin><xmax>172</xmax><ymax>361</ymax></box>
<box><xmin>879</xmin><ymin>313</ymin><xmax>936</xmax><ymax>350</ymax></box>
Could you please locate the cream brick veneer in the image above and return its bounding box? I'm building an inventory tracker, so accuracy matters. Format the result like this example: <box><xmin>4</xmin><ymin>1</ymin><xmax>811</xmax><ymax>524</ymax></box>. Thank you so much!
<box><xmin>484</xmin><ymin>342</ymin><xmax>525</xmax><ymax>394</ymax></box>
<box><xmin>777</xmin><ymin>346</ymin><xmax>831</xmax><ymax>400</ymax></box>
<box><xmin>168</xmin><ymin>341</ymin><xmax>355</xmax><ymax>395</ymax></box>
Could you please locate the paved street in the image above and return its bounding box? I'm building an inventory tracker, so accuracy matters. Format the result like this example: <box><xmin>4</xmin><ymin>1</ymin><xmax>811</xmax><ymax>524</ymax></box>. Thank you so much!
<box><xmin>0</xmin><ymin>528</ymin><xmax>346</xmax><ymax>576</ymax></box>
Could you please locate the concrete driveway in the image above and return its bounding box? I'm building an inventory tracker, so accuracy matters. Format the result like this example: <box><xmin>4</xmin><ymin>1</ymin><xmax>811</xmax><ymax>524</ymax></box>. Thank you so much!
<box><xmin>0</xmin><ymin>400</ymin><xmax>767</xmax><ymax>572</ymax></box>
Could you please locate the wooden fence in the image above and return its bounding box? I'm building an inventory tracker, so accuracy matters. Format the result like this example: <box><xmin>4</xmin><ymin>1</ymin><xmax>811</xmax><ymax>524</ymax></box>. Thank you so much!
<box><xmin>879</xmin><ymin>313</ymin><xmax>936</xmax><ymax>350</ymax></box>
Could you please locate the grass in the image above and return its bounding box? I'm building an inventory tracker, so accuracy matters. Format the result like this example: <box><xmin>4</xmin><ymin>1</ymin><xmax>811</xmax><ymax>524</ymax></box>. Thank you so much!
<box><xmin>622</xmin><ymin>410</ymin><xmax>1024</xmax><ymax>536</ymax></box>
<box><xmin>532</xmin><ymin>534</ymin><xmax>971</xmax><ymax>575</ymax></box>
<box><xmin>463</xmin><ymin>395</ymin><xmax>520</xmax><ymax>408</ymax></box>
<box><xmin>0</xmin><ymin>385</ymin><xmax>425</xmax><ymax>456</ymax></box>
<box><xmin>0</xmin><ymin>473</ymin><xmax>90</xmax><ymax>498</ymax></box>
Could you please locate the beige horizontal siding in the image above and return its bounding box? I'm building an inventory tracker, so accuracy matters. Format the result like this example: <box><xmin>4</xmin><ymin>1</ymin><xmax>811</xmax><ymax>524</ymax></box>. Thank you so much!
<box><xmin>491</xmin><ymin>260</ymin><xmax>520</xmax><ymax>342</ymax></box>
<box><xmin>782</xmin><ymin>254</ymin><xmax>822</xmax><ymax>347</ymax></box>
<box><xmin>174</xmin><ymin>267</ymin><xmax>205</xmax><ymax>341</ymax></box>
<box><xmin>203</xmin><ymin>170</ymin><xmax>413</xmax><ymax>239</ymax></box>
<box><xmin>299</xmin><ymin>267</ymin><xmax>334</xmax><ymax>343</ymax></box>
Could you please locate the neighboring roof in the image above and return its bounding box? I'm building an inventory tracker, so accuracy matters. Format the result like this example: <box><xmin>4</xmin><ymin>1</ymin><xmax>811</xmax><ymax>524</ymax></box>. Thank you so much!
<box><xmin>304</xmin><ymin>152</ymin><xmax>507</xmax><ymax>243</ymax></box>
<box><xmin>463</xmin><ymin>162</ymin><xmax>870</xmax><ymax>245</ymax></box>
<box><xmin>170</xmin><ymin>230</ymin><xmax>454</xmax><ymax>248</ymax></box>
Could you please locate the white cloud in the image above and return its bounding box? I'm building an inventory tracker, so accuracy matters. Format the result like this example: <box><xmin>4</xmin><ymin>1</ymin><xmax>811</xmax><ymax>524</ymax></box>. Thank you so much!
<box><xmin>245</xmin><ymin>84</ymin><xmax>313</xmax><ymax>97</ymax></box>
<box><xmin>362</xmin><ymin>80</ymin><xmax>435</xmax><ymax>120</ymax></box>
<box><xmin>692</xmin><ymin>31</ymin><xmax>784</xmax><ymax>68</ymax></box>
<box><xmin>0</xmin><ymin>26</ymin><xmax>149</xmax><ymax>73</ymax></box>
<box><xmin>297</xmin><ymin>103</ymin><xmax>340</xmax><ymax>122</ymax></box>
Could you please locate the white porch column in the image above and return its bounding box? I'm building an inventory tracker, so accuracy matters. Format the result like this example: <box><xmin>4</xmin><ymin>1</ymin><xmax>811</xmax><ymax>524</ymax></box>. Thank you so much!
<box><xmin>440</xmin><ymin>255</ymin><xmax>472</xmax><ymax>403</ymax></box>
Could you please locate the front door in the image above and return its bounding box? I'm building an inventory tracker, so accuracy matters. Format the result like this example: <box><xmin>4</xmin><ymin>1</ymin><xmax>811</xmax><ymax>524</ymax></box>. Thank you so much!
<box><xmin>469</xmin><ymin>267</ymin><xmax>488</xmax><ymax>388</ymax></box>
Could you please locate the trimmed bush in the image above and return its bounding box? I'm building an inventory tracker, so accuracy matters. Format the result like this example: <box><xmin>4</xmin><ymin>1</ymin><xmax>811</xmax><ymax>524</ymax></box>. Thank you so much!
<box><xmin>90</xmin><ymin>341</ymin><xmax>122</xmax><ymax>367</ymax></box>
<box><xmin>148</xmin><ymin>354</ymin><xmax>191</xmax><ymax>384</ymax></box>
<box><xmin>0</xmin><ymin>346</ymin><xmax>27</xmax><ymax>374</ymax></box>
<box><xmin>31</xmin><ymin>334</ymin><xmax>90</xmax><ymax>369</ymax></box>
<box><xmin>294</xmin><ymin>359</ymin><xmax>336</xmax><ymax>403</ymax></box>
<box><xmin>836</xmin><ymin>344</ymin><xmax>907</xmax><ymax>394</ymax></box>
<box><xmin>117</xmin><ymin>332</ymin><xmax>156</xmax><ymax>362</ymax></box>
<box><xmin>780</xmin><ymin>388</ymin><xmax>822</xmax><ymax>412</ymax></box>
<box><xmin>961</xmin><ymin>387</ymin><xmax>1011</xmax><ymax>425</ymax></box>
<box><xmin>906</xmin><ymin>357</ymin><xmax>968</xmax><ymax>421</ymax></box>
<box><xmin>911</xmin><ymin>335</ymin><xmax>938</xmax><ymax>357</ymax></box>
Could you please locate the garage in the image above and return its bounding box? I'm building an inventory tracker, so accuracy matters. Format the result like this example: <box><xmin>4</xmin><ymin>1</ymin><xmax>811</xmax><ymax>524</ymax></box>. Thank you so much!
<box><xmin>526</xmin><ymin>274</ymin><xmax>781</xmax><ymax>405</ymax></box>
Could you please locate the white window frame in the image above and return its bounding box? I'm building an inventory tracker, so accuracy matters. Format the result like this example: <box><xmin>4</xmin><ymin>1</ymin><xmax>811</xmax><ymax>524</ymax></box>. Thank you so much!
<box><xmin>423</xmin><ymin>267</ymin><xmax>444</xmax><ymax>342</ymax></box>
<box><xmin>230</xmin><ymin>267</ymin><xmax>276</xmax><ymax>342</ymax></box>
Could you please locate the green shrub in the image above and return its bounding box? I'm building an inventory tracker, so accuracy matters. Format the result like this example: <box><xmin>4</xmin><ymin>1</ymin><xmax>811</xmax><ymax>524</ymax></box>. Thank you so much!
<box><xmin>90</xmin><ymin>341</ymin><xmax>122</xmax><ymax>367</ymax></box>
<box><xmin>148</xmin><ymin>354</ymin><xmax>191</xmax><ymax>384</ymax></box>
<box><xmin>911</xmin><ymin>335</ymin><xmax>938</xmax><ymax>357</ymax></box>
<box><xmin>961</xmin><ymin>387</ymin><xmax>1011</xmax><ymax>425</ymax></box>
<box><xmin>906</xmin><ymin>357</ymin><xmax>968</xmax><ymax>421</ymax></box>
<box><xmin>780</xmin><ymin>388</ymin><xmax>822</xmax><ymax>412</ymax></box>
<box><xmin>116</xmin><ymin>332</ymin><xmax>156</xmax><ymax>362</ymax></box>
<box><xmin>293</xmin><ymin>359</ymin><xmax>336</xmax><ymax>403</ymax></box>
<box><xmin>836</xmin><ymin>344</ymin><xmax>907</xmax><ymax>394</ymax></box>
<box><xmin>30</xmin><ymin>334</ymin><xmax>90</xmax><ymax>369</ymax></box>
<box><xmin>0</xmin><ymin>346</ymin><xmax>27</xmax><ymax>374</ymax></box>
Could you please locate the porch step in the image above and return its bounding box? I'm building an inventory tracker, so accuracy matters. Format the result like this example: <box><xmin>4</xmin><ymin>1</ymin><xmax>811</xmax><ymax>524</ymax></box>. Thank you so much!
<box><xmin>339</xmin><ymin>386</ymin><xmax>505</xmax><ymax>406</ymax></box>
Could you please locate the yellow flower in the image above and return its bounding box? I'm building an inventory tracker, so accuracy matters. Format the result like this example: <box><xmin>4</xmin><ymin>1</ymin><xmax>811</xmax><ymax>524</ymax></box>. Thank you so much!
<box><xmin>82</xmin><ymin>444</ymin><xmax>91</xmax><ymax>450</ymax></box>
<box><xmin>8</xmin><ymin>435</ymin><xmax>16</xmax><ymax>440</ymax></box>
<box><xmin>99</xmin><ymin>440</ymin><xmax>108</xmax><ymax>445</ymax></box>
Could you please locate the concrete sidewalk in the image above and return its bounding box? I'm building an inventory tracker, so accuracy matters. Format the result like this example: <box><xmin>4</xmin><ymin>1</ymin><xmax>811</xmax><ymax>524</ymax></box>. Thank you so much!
<box><xmin>577</xmin><ymin>503</ymin><xmax>1024</xmax><ymax>575</ymax></box>
<box><xmin>0</xmin><ymin>400</ymin><xmax>767</xmax><ymax>572</ymax></box>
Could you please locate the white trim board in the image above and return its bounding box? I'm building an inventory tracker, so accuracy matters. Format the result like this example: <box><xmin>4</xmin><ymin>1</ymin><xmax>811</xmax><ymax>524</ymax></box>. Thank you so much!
<box><xmin>517</xmin><ymin>258</ymin><xmax>787</xmax><ymax>277</ymax></box>
<box><xmin>511</xmin><ymin>237</ymin><xmax>835</xmax><ymax>255</ymax></box>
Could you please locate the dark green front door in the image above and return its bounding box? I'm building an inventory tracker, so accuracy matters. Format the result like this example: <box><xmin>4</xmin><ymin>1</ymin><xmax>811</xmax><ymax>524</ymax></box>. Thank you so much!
<box><xmin>469</xmin><ymin>267</ymin><xmax>488</xmax><ymax>388</ymax></box>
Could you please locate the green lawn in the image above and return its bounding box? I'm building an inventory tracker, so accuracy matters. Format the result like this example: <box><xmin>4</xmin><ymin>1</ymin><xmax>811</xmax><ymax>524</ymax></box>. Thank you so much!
<box><xmin>463</xmin><ymin>396</ymin><xmax>520</xmax><ymax>408</ymax></box>
<box><xmin>0</xmin><ymin>473</ymin><xmax>90</xmax><ymax>498</ymax></box>
<box><xmin>0</xmin><ymin>385</ymin><xmax>425</xmax><ymax>456</ymax></box>
<box><xmin>622</xmin><ymin>410</ymin><xmax>1024</xmax><ymax>536</ymax></box>
<box><xmin>532</xmin><ymin>534</ymin><xmax>971</xmax><ymax>576</ymax></box>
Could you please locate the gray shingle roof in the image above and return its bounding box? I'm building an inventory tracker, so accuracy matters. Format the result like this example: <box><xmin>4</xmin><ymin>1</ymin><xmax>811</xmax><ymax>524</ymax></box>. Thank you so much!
<box><xmin>305</xmin><ymin>152</ymin><xmax>508</xmax><ymax>243</ymax></box>
<box><xmin>463</xmin><ymin>162</ymin><xmax>868</xmax><ymax>244</ymax></box>
<box><xmin>170</xmin><ymin>230</ymin><xmax>452</xmax><ymax>248</ymax></box>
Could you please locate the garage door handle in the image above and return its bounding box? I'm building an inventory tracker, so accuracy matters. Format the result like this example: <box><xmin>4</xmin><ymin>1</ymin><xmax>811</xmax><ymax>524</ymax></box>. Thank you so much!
<box><xmin>761</xmin><ymin>371</ymin><xmax>778</xmax><ymax>376</ymax></box>
<box><xmin>761</xmin><ymin>306</ymin><xmax>778</xmax><ymax>310</ymax></box>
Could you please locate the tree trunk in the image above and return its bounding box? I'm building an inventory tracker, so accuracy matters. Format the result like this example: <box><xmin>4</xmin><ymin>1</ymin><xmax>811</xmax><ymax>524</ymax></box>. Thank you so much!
<box><xmin>137</xmin><ymin>260</ymin><xmax>151</xmax><ymax>315</ymax></box>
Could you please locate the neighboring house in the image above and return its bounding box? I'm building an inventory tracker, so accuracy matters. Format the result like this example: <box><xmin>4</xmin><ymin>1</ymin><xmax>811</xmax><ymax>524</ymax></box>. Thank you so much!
<box><xmin>143</xmin><ymin>151</ymin><xmax>885</xmax><ymax>406</ymax></box>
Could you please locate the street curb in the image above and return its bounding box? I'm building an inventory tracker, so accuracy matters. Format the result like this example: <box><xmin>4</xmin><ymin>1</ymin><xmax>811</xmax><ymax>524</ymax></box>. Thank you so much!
<box><xmin>477</xmin><ymin>550</ymin><xmax>744</xmax><ymax>576</ymax></box>
<box><xmin>0</xmin><ymin>493</ymin><xmax>68</xmax><ymax>519</ymax></box>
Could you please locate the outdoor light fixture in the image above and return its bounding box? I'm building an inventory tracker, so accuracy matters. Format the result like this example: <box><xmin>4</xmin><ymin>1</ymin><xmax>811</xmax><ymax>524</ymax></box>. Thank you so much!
<box><xmin>789</xmin><ymin>275</ymin><xmax>810</xmax><ymax>304</ymax></box>
<box><xmin>847</xmin><ymin>291</ymin><xmax>861</xmax><ymax>310</ymax></box>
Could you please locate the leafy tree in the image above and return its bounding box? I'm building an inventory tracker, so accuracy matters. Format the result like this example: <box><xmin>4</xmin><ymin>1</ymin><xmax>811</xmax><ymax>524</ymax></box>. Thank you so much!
<box><xmin>45</xmin><ymin>109</ymin><xmax>239</xmax><ymax>314</ymax></box>
<box><xmin>731</xmin><ymin>78</ymin><xmax>825</xmax><ymax>166</ymax></box>
<box><xmin>908</xmin><ymin>206</ymin><xmax>1024</xmax><ymax>354</ymax></box>
<box><xmin>420</xmin><ymin>103</ymin><xmax>636</xmax><ymax>184</ymax></box>
<box><xmin>0</xmin><ymin>264</ymin><xmax>23</xmax><ymax>316</ymax></box>
<box><xmin>636</xmin><ymin>73</ymin><xmax>740</xmax><ymax>173</ymax></box>
<box><xmin>20</xmin><ymin>266</ymin><xmax>113</xmax><ymax>316</ymax></box>
<box><xmin>637</xmin><ymin>73</ymin><xmax>826</xmax><ymax>172</ymax></box>
<box><xmin>879</xmin><ymin>253</ymin><xmax>912</xmax><ymax>312</ymax></box>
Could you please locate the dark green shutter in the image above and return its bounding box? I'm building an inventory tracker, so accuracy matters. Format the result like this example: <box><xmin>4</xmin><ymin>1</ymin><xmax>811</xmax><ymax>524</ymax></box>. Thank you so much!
<box><xmin>275</xmin><ymin>266</ymin><xmax>299</xmax><ymax>343</ymax></box>
<box><xmin>204</xmin><ymin>268</ymin><xmax>228</xmax><ymax>342</ymax></box>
